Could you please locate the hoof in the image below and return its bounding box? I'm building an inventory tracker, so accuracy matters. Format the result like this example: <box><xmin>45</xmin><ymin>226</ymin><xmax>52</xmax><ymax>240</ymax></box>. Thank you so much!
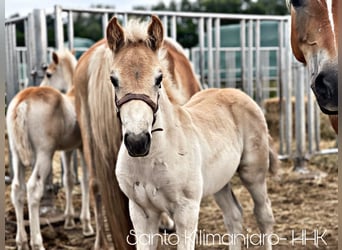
<box><xmin>32</xmin><ymin>245</ymin><xmax>45</xmax><ymax>250</ymax></box>
<box><xmin>64</xmin><ymin>217</ymin><xmax>76</xmax><ymax>229</ymax></box>
<box><xmin>82</xmin><ymin>224</ymin><xmax>95</xmax><ymax>237</ymax></box>
<box><xmin>17</xmin><ymin>242</ymin><xmax>30</xmax><ymax>250</ymax></box>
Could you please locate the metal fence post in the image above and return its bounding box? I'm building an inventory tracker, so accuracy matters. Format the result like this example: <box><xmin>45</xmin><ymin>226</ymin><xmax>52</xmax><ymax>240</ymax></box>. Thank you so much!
<box><xmin>206</xmin><ymin>18</ymin><xmax>213</xmax><ymax>88</ymax></box>
<box><xmin>198</xmin><ymin>17</ymin><xmax>205</xmax><ymax>86</ymax></box>
<box><xmin>5</xmin><ymin>24</ymin><xmax>19</xmax><ymax>103</ymax></box>
<box><xmin>54</xmin><ymin>5</ymin><xmax>64</xmax><ymax>50</ymax></box>
<box><xmin>31</xmin><ymin>9</ymin><xmax>48</xmax><ymax>85</ymax></box>
<box><xmin>294</xmin><ymin>64</ymin><xmax>307</xmax><ymax>171</ymax></box>
<box><xmin>214</xmin><ymin>18</ymin><xmax>221</xmax><ymax>88</ymax></box>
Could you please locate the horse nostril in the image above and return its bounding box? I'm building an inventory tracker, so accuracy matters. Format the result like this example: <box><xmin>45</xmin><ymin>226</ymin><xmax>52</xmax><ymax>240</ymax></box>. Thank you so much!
<box><xmin>314</xmin><ymin>71</ymin><xmax>336</xmax><ymax>100</ymax></box>
<box><xmin>124</xmin><ymin>132</ymin><xmax>151</xmax><ymax>157</ymax></box>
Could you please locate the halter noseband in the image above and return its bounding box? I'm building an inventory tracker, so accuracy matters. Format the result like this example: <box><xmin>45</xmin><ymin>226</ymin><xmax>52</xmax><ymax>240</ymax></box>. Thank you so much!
<box><xmin>115</xmin><ymin>93</ymin><xmax>162</xmax><ymax>131</ymax></box>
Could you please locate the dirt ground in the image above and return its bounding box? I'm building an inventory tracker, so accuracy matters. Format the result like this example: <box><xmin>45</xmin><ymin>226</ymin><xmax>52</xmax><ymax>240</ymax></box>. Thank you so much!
<box><xmin>5</xmin><ymin>136</ymin><xmax>338</xmax><ymax>250</ymax></box>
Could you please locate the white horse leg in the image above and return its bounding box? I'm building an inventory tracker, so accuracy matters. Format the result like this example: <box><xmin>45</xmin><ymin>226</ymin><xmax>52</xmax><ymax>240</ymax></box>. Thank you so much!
<box><xmin>10</xmin><ymin>151</ymin><xmax>29</xmax><ymax>250</ymax></box>
<box><xmin>239</xmin><ymin>161</ymin><xmax>274</xmax><ymax>250</ymax></box>
<box><xmin>173</xmin><ymin>200</ymin><xmax>200</xmax><ymax>250</ymax></box>
<box><xmin>61</xmin><ymin>150</ymin><xmax>75</xmax><ymax>229</ymax></box>
<box><xmin>78</xmin><ymin>149</ymin><xmax>94</xmax><ymax>236</ymax></box>
<box><xmin>214</xmin><ymin>183</ymin><xmax>243</xmax><ymax>250</ymax></box>
<box><xmin>26</xmin><ymin>152</ymin><xmax>52</xmax><ymax>250</ymax></box>
<box><xmin>129</xmin><ymin>200</ymin><xmax>160</xmax><ymax>250</ymax></box>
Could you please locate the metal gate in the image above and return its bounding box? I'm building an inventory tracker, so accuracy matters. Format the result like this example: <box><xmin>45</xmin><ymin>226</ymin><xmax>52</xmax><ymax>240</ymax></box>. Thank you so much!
<box><xmin>5</xmin><ymin>6</ymin><xmax>337</xmax><ymax>170</ymax></box>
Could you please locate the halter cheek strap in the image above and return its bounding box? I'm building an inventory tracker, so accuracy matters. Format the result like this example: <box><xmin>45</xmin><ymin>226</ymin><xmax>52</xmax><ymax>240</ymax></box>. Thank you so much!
<box><xmin>115</xmin><ymin>92</ymin><xmax>162</xmax><ymax>131</ymax></box>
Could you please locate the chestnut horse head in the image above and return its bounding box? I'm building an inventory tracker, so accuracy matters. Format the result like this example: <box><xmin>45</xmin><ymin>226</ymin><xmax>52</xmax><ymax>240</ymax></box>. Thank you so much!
<box><xmin>289</xmin><ymin>0</ymin><xmax>338</xmax><ymax>115</ymax></box>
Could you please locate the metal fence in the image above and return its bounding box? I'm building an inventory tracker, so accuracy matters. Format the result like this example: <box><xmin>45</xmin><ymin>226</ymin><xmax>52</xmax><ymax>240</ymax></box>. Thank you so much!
<box><xmin>5</xmin><ymin>6</ymin><xmax>337</xmax><ymax>169</ymax></box>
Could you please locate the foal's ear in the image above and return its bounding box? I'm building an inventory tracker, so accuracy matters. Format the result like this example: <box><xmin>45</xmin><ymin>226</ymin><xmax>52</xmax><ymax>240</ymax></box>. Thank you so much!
<box><xmin>52</xmin><ymin>52</ymin><xmax>59</xmax><ymax>65</ymax></box>
<box><xmin>147</xmin><ymin>15</ymin><xmax>164</xmax><ymax>51</ymax></box>
<box><xmin>106</xmin><ymin>16</ymin><xmax>125</xmax><ymax>52</ymax></box>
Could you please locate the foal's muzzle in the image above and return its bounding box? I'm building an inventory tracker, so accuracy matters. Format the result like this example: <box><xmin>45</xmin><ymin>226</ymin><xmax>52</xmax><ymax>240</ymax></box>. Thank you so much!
<box><xmin>124</xmin><ymin>132</ymin><xmax>151</xmax><ymax>157</ymax></box>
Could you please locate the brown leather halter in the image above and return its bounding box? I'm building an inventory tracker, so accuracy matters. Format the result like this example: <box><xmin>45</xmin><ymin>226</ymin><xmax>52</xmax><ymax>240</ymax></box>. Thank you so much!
<box><xmin>115</xmin><ymin>93</ymin><xmax>162</xmax><ymax>132</ymax></box>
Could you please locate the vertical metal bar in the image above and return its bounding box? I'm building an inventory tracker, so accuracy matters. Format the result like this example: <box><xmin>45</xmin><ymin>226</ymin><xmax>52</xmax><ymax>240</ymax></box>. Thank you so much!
<box><xmin>240</xmin><ymin>19</ymin><xmax>246</xmax><ymax>90</ymax></box>
<box><xmin>314</xmin><ymin>101</ymin><xmax>321</xmax><ymax>152</ymax></box>
<box><xmin>54</xmin><ymin>5</ymin><xmax>64</xmax><ymax>50</ymax></box>
<box><xmin>207</xmin><ymin>18</ymin><xmax>213</xmax><ymax>88</ymax></box>
<box><xmin>27</xmin><ymin>13</ymin><xmax>36</xmax><ymax>86</ymax></box>
<box><xmin>294</xmin><ymin>64</ymin><xmax>306</xmax><ymax>170</ymax></box>
<box><xmin>162</xmin><ymin>16</ymin><xmax>168</xmax><ymax>37</ymax></box>
<box><xmin>284</xmin><ymin>18</ymin><xmax>293</xmax><ymax>157</ymax></box>
<box><xmin>102</xmin><ymin>12</ymin><xmax>109</xmax><ymax>38</ymax></box>
<box><xmin>68</xmin><ymin>11</ymin><xmax>74</xmax><ymax>50</ymax></box>
<box><xmin>171</xmin><ymin>15</ymin><xmax>177</xmax><ymax>40</ymax></box>
<box><xmin>214</xmin><ymin>18</ymin><xmax>221</xmax><ymax>88</ymax></box>
<box><xmin>278</xmin><ymin>20</ymin><xmax>285</xmax><ymax>155</ymax></box>
<box><xmin>199</xmin><ymin>17</ymin><xmax>205</xmax><ymax>86</ymax></box>
<box><xmin>24</xmin><ymin>18</ymin><xmax>31</xmax><ymax>86</ymax></box>
<box><xmin>5</xmin><ymin>25</ymin><xmax>13</xmax><ymax>102</ymax></box>
<box><xmin>33</xmin><ymin>9</ymin><xmax>48</xmax><ymax>85</ymax></box>
<box><xmin>306</xmin><ymin>67</ymin><xmax>314</xmax><ymax>154</ymax></box>
<box><xmin>6</xmin><ymin>24</ymin><xmax>19</xmax><ymax>103</ymax></box>
<box><xmin>255</xmin><ymin>19</ymin><xmax>262</xmax><ymax>105</ymax></box>
<box><xmin>247</xmin><ymin>20</ymin><xmax>253</xmax><ymax>97</ymax></box>
<box><xmin>123</xmin><ymin>13</ymin><xmax>128</xmax><ymax>27</ymax></box>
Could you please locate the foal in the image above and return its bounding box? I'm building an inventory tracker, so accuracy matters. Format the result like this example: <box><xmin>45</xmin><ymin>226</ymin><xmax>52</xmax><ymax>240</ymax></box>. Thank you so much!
<box><xmin>108</xmin><ymin>16</ymin><xmax>277</xmax><ymax>250</ymax></box>
<box><xmin>6</xmin><ymin>50</ymin><xmax>93</xmax><ymax>250</ymax></box>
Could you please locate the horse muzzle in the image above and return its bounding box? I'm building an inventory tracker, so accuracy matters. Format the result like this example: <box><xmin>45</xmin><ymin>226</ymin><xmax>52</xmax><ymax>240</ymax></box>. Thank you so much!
<box><xmin>312</xmin><ymin>68</ymin><xmax>338</xmax><ymax>115</ymax></box>
<box><xmin>124</xmin><ymin>132</ymin><xmax>151</xmax><ymax>157</ymax></box>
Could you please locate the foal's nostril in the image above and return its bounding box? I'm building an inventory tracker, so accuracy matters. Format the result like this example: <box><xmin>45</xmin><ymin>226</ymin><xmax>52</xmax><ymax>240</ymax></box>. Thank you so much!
<box><xmin>124</xmin><ymin>132</ymin><xmax>151</xmax><ymax>157</ymax></box>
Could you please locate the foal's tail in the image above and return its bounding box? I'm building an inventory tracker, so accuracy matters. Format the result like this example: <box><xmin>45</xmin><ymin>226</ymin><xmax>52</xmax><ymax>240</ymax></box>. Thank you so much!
<box><xmin>268</xmin><ymin>135</ymin><xmax>279</xmax><ymax>176</ymax></box>
<box><xmin>7</xmin><ymin>101</ymin><xmax>33</xmax><ymax>167</ymax></box>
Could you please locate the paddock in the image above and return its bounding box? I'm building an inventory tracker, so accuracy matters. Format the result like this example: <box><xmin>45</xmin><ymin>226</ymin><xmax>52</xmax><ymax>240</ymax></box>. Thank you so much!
<box><xmin>5</xmin><ymin>6</ymin><xmax>338</xmax><ymax>250</ymax></box>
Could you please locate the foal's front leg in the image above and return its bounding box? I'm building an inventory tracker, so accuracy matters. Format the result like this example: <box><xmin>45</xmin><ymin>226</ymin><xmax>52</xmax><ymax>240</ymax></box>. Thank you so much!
<box><xmin>129</xmin><ymin>201</ymin><xmax>160</xmax><ymax>250</ymax></box>
<box><xmin>173</xmin><ymin>200</ymin><xmax>201</xmax><ymax>250</ymax></box>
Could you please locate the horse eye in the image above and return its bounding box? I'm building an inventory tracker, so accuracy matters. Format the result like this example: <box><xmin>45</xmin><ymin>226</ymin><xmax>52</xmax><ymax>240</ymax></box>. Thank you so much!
<box><xmin>110</xmin><ymin>75</ymin><xmax>119</xmax><ymax>88</ymax></box>
<box><xmin>46</xmin><ymin>72</ymin><xmax>52</xmax><ymax>78</ymax></box>
<box><xmin>155</xmin><ymin>74</ymin><xmax>163</xmax><ymax>88</ymax></box>
<box><xmin>291</xmin><ymin>0</ymin><xmax>304</xmax><ymax>8</ymax></box>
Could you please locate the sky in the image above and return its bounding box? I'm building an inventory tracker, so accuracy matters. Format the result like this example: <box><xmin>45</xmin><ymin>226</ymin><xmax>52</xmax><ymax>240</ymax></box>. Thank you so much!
<box><xmin>5</xmin><ymin>0</ymin><xmax>174</xmax><ymax>18</ymax></box>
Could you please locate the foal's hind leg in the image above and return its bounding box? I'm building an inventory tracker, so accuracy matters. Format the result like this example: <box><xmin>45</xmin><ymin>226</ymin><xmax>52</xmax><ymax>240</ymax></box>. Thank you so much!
<box><xmin>10</xmin><ymin>151</ymin><xmax>29</xmax><ymax>250</ymax></box>
<box><xmin>214</xmin><ymin>183</ymin><xmax>243</xmax><ymax>250</ymax></box>
<box><xmin>78</xmin><ymin>148</ymin><xmax>94</xmax><ymax>236</ymax></box>
<box><xmin>27</xmin><ymin>152</ymin><xmax>53</xmax><ymax>250</ymax></box>
<box><xmin>239</xmin><ymin>157</ymin><xmax>274</xmax><ymax>250</ymax></box>
<box><xmin>61</xmin><ymin>150</ymin><xmax>76</xmax><ymax>229</ymax></box>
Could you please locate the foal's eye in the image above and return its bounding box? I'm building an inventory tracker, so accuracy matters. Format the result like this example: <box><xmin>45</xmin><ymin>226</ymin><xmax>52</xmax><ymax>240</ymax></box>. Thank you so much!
<box><xmin>46</xmin><ymin>72</ymin><xmax>52</xmax><ymax>78</ymax></box>
<box><xmin>110</xmin><ymin>75</ymin><xmax>119</xmax><ymax>88</ymax></box>
<box><xmin>291</xmin><ymin>0</ymin><xmax>304</xmax><ymax>8</ymax></box>
<box><xmin>155</xmin><ymin>73</ymin><xmax>163</xmax><ymax>88</ymax></box>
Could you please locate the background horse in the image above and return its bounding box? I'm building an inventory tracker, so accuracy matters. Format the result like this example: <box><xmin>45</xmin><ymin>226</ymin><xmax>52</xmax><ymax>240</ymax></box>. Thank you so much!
<box><xmin>73</xmin><ymin>18</ymin><xmax>201</xmax><ymax>249</ymax></box>
<box><xmin>110</xmin><ymin>15</ymin><xmax>277</xmax><ymax>250</ymax></box>
<box><xmin>288</xmin><ymin>0</ymin><xmax>338</xmax><ymax>133</ymax></box>
<box><xmin>6</xmin><ymin>50</ymin><xmax>93</xmax><ymax>250</ymax></box>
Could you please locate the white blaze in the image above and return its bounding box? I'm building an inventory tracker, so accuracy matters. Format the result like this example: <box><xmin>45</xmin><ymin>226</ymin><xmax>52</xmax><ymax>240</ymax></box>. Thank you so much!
<box><xmin>326</xmin><ymin>0</ymin><xmax>336</xmax><ymax>46</ymax></box>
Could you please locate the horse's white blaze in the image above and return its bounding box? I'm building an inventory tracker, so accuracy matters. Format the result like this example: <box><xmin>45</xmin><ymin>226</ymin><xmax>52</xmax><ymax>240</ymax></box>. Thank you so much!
<box><xmin>326</xmin><ymin>0</ymin><xmax>336</xmax><ymax>47</ymax></box>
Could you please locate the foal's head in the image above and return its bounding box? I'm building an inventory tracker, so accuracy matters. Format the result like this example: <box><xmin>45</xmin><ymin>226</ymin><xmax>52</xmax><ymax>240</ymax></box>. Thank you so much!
<box><xmin>289</xmin><ymin>0</ymin><xmax>338</xmax><ymax>114</ymax></box>
<box><xmin>107</xmin><ymin>15</ymin><xmax>166</xmax><ymax>157</ymax></box>
<box><xmin>40</xmin><ymin>49</ymin><xmax>77</xmax><ymax>93</ymax></box>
